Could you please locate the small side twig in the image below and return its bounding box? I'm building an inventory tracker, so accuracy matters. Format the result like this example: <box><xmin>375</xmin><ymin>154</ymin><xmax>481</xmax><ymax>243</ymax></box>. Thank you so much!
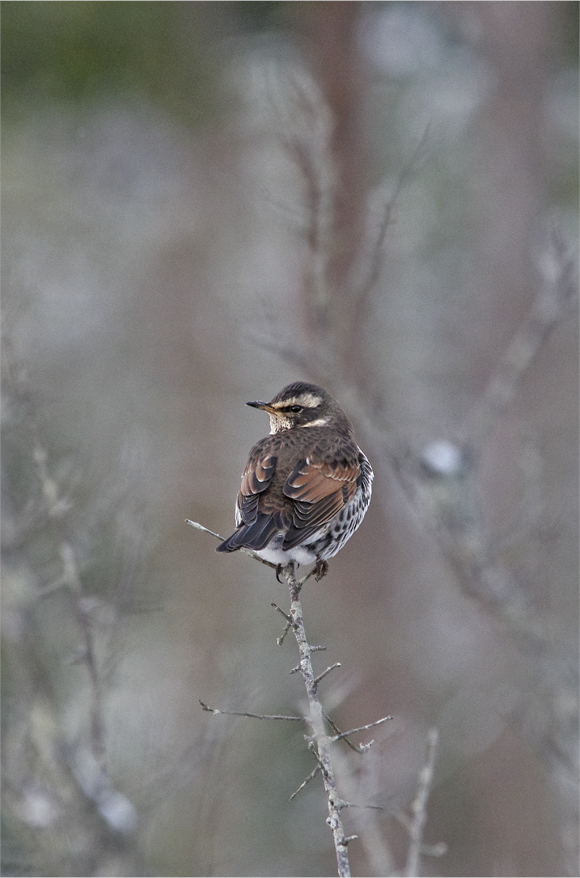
<box><xmin>402</xmin><ymin>728</ymin><xmax>443</xmax><ymax>878</ymax></box>
<box><xmin>199</xmin><ymin>701</ymin><xmax>305</xmax><ymax>723</ymax></box>
<box><xmin>313</xmin><ymin>663</ymin><xmax>342</xmax><ymax>686</ymax></box>
<box><xmin>323</xmin><ymin>714</ymin><xmax>366</xmax><ymax>754</ymax></box>
<box><xmin>185</xmin><ymin>519</ymin><xmax>278</xmax><ymax>571</ymax></box>
<box><xmin>271</xmin><ymin>602</ymin><xmax>293</xmax><ymax>626</ymax></box>
<box><xmin>290</xmin><ymin>763</ymin><xmax>321</xmax><ymax>800</ymax></box>
<box><xmin>329</xmin><ymin>715</ymin><xmax>394</xmax><ymax>747</ymax></box>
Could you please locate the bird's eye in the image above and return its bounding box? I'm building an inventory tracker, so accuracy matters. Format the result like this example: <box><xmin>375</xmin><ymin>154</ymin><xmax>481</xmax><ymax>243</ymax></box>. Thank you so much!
<box><xmin>289</xmin><ymin>405</ymin><xmax>303</xmax><ymax>413</ymax></box>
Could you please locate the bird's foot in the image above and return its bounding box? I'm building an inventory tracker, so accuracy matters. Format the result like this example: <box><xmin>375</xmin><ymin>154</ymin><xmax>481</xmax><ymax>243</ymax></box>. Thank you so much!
<box><xmin>276</xmin><ymin>564</ymin><xmax>284</xmax><ymax>583</ymax></box>
<box><xmin>314</xmin><ymin>560</ymin><xmax>329</xmax><ymax>581</ymax></box>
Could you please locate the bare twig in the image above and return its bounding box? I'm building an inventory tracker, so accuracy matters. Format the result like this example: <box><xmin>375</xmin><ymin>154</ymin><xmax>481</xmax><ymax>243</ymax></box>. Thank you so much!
<box><xmin>290</xmin><ymin>764</ymin><xmax>322</xmax><ymax>800</ymax></box>
<box><xmin>199</xmin><ymin>700</ymin><xmax>305</xmax><ymax>723</ymax></box>
<box><xmin>282</xmin><ymin>562</ymin><xmax>353</xmax><ymax>877</ymax></box>
<box><xmin>403</xmin><ymin>728</ymin><xmax>442</xmax><ymax>877</ymax></box>
<box><xmin>323</xmin><ymin>714</ymin><xmax>367</xmax><ymax>754</ymax></box>
<box><xmin>185</xmin><ymin>519</ymin><xmax>278</xmax><ymax>571</ymax></box>
<box><xmin>329</xmin><ymin>715</ymin><xmax>394</xmax><ymax>746</ymax></box>
<box><xmin>271</xmin><ymin>602</ymin><xmax>293</xmax><ymax>625</ymax></box>
<box><xmin>313</xmin><ymin>663</ymin><xmax>342</xmax><ymax>686</ymax></box>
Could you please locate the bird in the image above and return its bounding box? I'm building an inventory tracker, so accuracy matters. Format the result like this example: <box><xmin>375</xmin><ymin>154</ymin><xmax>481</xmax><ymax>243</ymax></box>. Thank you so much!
<box><xmin>216</xmin><ymin>382</ymin><xmax>373</xmax><ymax>579</ymax></box>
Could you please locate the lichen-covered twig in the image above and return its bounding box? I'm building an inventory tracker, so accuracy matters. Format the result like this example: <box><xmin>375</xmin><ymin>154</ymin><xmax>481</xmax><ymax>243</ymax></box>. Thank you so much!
<box><xmin>282</xmin><ymin>560</ymin><xmax>354</xmax><ymax>876</ymax></box>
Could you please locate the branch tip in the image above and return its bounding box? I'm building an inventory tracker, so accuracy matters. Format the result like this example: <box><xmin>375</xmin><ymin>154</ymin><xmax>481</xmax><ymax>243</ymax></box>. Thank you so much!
<box><xmin>313</xmin><ymin>662</ymin><xmax>342</xmax><ymax>685</ymax></box>
<box><xmin>290</xmin><ymin>764</ymin><xmax>321</xmax><ymax>800</ymax></box>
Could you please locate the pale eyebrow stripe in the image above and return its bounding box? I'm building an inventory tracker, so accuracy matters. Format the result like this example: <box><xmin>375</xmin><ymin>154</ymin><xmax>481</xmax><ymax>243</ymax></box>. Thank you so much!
<box><xmin>271</xmin><ymin>393</ymin><xmax>322</xmax><ymax>409</ymax></box>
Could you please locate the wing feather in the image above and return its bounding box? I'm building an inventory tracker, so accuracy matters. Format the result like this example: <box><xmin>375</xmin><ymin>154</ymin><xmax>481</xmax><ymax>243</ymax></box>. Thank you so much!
<box><xmin>280</xmin><ymin>454</ymin><xmax>361</xmax><ymax>549</ymax></box>
<box><xmin>236</xmin><ymin>453</ymin><xmax>277</xmax><ymax>526</ymax></box>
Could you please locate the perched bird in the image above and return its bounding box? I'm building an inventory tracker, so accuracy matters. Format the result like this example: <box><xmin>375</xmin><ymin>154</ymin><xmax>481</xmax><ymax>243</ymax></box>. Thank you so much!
<box><xmin>216</xmin><ymin>382</ymin><xmax>373</xmax><ymax>579</ymax></box>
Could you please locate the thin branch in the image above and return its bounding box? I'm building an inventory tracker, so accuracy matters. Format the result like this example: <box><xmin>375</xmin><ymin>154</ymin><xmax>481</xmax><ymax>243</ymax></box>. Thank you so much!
<box><xmin>329</xmin><ymin>715</ymin><xmax>394</xmax><ymax>745</ymax></box>
<box><xmin>185</xmin><ymin>519</ymin><xmax>278</xmax><ymax>571</ymax></box>
<box><xmin>404</xmin><ymin>728</ymin><xmax>441</xmax><ymax>878</ymax></box>
<box><xmin>271</xmin><ymin>602</ymin><xmax>293</xmax><ymax>624</ymax></box>
<box><xmin>313</xmin><ymin>663</ymin><xmax>342</xmax><ymax>686</ymax></box>
<box><xmin>323</xmin><ymin>714</ymin><xmax>367</xmax><ymax>754</ymax></box>
<box><xmin>184</xmin><ymin>519</ymin><xmax>223</xmax><ymax>541</ymax></box>
<box><xmin>282</xmin><ymin>562</ymin><xmax>353</xmax><ymax>877</ymax></box>
<box><xmin>290</xmin><ymin>764</ymin><xmax>321</xmax><ymax>800</ymax></box>
<box><xmin>199</xmin><ymin>701</ymin><xmax>305</xmax><ymax>722</ymax></box>
<box><xmin>342</xmin><ymin>801</ymin><xmax>388</xmax><ymax>812</ymax></box>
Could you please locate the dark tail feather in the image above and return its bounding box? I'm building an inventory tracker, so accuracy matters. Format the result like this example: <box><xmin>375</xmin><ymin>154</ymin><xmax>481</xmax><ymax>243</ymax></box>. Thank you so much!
<box><xmin>216</xmin><ymin>513</ymin><xmax>280</xmax><ymax>553</ymax></box>
<box><xmin>215</xmin><ymin>533</ymin><xmax>239</xmax><ymax>553</ymax></box>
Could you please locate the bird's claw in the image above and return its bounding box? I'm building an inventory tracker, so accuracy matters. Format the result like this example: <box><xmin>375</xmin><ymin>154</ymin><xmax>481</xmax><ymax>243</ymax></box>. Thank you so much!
<box><xmin>314</xmin><ymin>560</ymin><xmax>329</xmax><ymax>581</ymax></box>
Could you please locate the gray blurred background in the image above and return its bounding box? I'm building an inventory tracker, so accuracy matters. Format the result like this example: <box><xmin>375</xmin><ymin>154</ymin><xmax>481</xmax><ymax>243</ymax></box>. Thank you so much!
<box><xmin>2</xmin><ymin>3</ymin><xmax>578</xmax><ymax>876</ymax></box>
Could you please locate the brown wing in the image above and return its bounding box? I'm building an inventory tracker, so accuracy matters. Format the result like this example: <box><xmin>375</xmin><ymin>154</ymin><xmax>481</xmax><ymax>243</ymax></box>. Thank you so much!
<box><xmin>281</xmin><ymin>454</ymin><xmax>360</xmax><ymax>549</ymax></box>
<box><xmin>236</xmin><ymin>452</ymin><xmax>277</xmax><ymax>526</ymax></box>
<box><xmin>216</xmin><ymin>448</ymin><xmax>280</xmax><ymax>553</ymax></box>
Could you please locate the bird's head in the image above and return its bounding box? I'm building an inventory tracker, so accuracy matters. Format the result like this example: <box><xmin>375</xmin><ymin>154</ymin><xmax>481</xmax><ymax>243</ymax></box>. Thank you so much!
<box><xmin>247</xmin><ymin>382</ymin><xmax>353</xmax><ymax>436</ymax></box>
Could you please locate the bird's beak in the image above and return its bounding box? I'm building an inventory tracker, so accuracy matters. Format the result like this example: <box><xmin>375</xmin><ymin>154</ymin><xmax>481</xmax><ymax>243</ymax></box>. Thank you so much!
<box><xmin>246</xmin><ymin>400</ymin><xmax>276</xmax><ymax>413</ymax></box>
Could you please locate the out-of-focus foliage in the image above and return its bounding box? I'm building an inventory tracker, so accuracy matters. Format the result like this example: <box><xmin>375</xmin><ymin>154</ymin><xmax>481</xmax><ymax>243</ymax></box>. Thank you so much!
<box><xmin>2</xmin><ymin>1</ymin><xmax>219</xmax><ymax>123</ymax></box>
<box><xmin>2</xmin><ymin>2</ymin><xmax>578</xmax><ymax>877</ymax></box>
